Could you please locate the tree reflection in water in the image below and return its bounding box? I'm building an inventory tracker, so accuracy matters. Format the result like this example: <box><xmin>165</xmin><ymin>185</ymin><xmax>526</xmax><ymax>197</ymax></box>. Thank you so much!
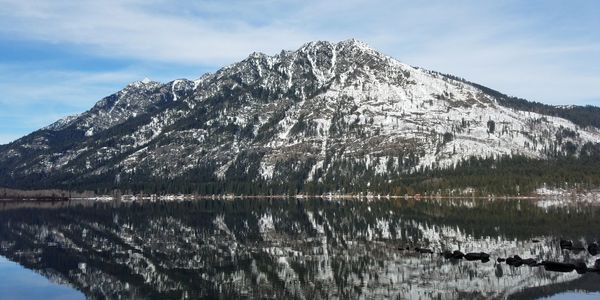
<box><xmin>0</xmin><ymin>198</ymin><xmax>599</xmax><ymax>299</ymax></box>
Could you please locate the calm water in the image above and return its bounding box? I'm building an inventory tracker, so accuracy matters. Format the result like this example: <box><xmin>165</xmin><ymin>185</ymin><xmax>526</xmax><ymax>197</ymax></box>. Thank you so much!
<box><xmin>0</xmin><ymin>197</ymin><xmax>599</xmax><ymax>299</ymax></box>
<box><xmin>0</xmin><ymin>255</ymin><xmax>84</xmax><ymax>300</ymax></box>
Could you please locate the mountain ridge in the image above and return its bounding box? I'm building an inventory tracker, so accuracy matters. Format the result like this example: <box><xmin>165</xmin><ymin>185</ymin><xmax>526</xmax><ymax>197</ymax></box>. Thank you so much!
<box><xmin>2</xmin><ymin>39</ymin><xmax>600</xmax><ymax>195</ymax></box>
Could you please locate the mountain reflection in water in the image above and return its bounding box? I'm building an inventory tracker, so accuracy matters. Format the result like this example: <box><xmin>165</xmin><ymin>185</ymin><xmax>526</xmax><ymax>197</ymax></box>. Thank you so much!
<box><xmin>0</xmin><ymin>198</ymin><xmax>599</xmax><ymax>299</ymax></box>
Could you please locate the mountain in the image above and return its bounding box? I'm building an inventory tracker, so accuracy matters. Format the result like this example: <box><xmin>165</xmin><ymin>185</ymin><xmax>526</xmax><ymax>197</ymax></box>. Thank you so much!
<box><xmin>2</xmin><ymin>39</ymin><xmax>600</xmax><ymax>195</ymax></box>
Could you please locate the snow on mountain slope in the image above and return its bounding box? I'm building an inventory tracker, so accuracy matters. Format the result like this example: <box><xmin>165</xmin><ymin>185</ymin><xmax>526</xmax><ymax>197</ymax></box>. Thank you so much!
<box><xmin>43</xmin><ymin>114</ymin><xmax>82</xmax><ymax>131</ymax></box>
<box><xmin>1</xmin><ymin>39</ymin><xmax>600</xmax><ymax>189</ymax></box>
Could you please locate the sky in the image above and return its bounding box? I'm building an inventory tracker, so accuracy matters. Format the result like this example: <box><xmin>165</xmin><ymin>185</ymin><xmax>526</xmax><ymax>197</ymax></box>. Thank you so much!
<box><xmin>0</xmin><ymin>0</ymin><xmax>599</xmax><ymax>144</ymax></box>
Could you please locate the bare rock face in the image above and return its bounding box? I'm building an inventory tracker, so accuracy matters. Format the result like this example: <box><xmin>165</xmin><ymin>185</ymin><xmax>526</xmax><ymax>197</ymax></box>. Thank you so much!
<box><xmin>1</xmin><ymin>39</ymin><xmax>600</xmax><ymax>191</ymax></box>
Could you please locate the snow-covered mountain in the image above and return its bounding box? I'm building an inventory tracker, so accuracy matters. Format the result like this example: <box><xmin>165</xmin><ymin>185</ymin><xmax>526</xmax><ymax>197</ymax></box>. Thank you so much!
<box><xmin>1</xmin><ymin>39</ymin><xmax>600</xmax><ymax>192</ymax></box>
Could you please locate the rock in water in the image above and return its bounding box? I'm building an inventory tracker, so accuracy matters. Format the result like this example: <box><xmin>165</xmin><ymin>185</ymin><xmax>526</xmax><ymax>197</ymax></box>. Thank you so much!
<box><xmin>452</xmin><ymin>250</ymin><xmax>465</xmax><ymax>259</ymax></box>
<box><xmin>543</xmin><ymin>261</ymin><xmax>576</xmax><ymax>273</ymax></box>
<box><xmin>506</xmin><ymin>256</ymin><xmax>523</xmax><ymax>267</ymax></box>
<box><xmin>415</xmin><ymin>247</ymin><xmax>434</xmax><ymax>254</ymax></box>
<box><xmin>464</xmin><ymin>252</ymin><xmax>490</xmax><ymax>262</ymax></box>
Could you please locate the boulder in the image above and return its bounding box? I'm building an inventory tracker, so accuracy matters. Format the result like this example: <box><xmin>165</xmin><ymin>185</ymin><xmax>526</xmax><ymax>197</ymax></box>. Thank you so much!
<box><xmin>588</xmin><ymin>243</ymin><xmax>599</xmax><ymax>256</ymax></box>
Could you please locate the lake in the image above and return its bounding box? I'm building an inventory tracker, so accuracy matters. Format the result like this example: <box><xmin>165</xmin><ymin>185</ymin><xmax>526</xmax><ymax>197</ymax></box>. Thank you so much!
<box><xmin>0</xmin><ymin>197</ymin><xmax>599</xmax><ymax>299</ymax></box>
<box><xmin>0</xmin><ymin>256</ymin><xmax>84</xmax><ymax>300</ymax></box>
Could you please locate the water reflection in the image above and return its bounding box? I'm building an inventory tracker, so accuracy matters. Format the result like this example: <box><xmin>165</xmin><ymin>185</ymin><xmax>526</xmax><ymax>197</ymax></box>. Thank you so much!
<box><xmin>0</xmin><ymin>255</ymin><xmax>84</xmax><ymax>300</ymax></box>
<box><xmin>0</xmin><ymin>198</ymin><xmax>598</xmax><ymax>299</ymax></box>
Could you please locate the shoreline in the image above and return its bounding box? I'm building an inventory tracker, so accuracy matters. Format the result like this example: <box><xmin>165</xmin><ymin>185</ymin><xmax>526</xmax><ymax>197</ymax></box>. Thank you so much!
<box><xmin>2</xmin><ymin>193</ymin><xmax>599</xmax><ymax>203</ymax></box>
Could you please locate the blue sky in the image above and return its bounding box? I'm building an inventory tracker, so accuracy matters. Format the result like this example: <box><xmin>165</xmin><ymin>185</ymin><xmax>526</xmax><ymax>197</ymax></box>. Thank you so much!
<box><xmin>0</xmin><ymin>0</ymin><xmax>599</xmax><ymax>144</ymax></box>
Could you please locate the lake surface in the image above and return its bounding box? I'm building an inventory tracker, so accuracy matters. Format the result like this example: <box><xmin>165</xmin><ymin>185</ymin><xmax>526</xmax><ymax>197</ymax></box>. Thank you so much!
<box><xmin>0</xmin><ymin>197</ymin><xmax>599</xmax><ymax>299</ymax></box>
<box><xmin>0</xmin><ymin>255</ymin><xmax>84</xmax><ymax>300</ymax></box>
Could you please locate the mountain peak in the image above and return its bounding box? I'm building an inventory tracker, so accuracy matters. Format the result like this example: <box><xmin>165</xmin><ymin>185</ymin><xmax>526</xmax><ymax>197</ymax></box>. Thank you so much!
<box><xmin>337</xmin><ymin>38</ymin><xmax>372</xmax><ymax>49</ymax></box>
<box><xmin>127</xmin><ymin>77</ymin><xmax>160</xmax><ymax>89</ymax></box>
<box><xmin>4</xmin><ymin>39</ymin><xmax>600</xmax><ymax>195</ymax></box>
<box><xmin>298</xmin><ymin>38</ymin><xmax>374</xmax><ymax>53</ymax></box>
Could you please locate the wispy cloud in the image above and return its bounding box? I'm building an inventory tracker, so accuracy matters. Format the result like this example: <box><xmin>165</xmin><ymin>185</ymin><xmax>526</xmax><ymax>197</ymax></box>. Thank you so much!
<box><xmin>0</xmin><ymin>0</ymin><xmax>599</xmax><ymax>144</ymax></box>
<box><xmin>0</xmin><ymin>65</ymin><xmax>138</xmax><ymax>107</ymax></box>
<box><xmin>0</xmin><ymin>0</ymin><xmax>314</xmax><ymax>65</ymax></box>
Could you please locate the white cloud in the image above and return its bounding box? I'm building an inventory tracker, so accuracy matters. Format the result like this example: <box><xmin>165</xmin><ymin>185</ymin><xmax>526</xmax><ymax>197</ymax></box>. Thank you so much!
<box><xmin>0</xmin><ymin>0</ymin><xmax>314</xmax><ymax>65</ymax></box>
<box><xmin>0</xmin><ymin>0</ymin><xmax>598</xmax><ymax>107</ymax></box>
